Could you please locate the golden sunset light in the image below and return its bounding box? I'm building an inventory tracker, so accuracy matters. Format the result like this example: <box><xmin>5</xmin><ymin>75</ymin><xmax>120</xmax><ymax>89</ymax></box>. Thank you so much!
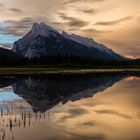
<box><xmin>0</xmin><ymin>0</ymin><xmax>139</xmax><ymax>57</ymax></box>
<box><xmin>0</xmin><ymin>2</ymin><xmax>139</xmax><ymax>140</ymax></box>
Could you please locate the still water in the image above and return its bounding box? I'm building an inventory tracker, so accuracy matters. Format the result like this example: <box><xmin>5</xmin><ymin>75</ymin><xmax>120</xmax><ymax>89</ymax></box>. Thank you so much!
<box><xmin>0</xmin><ymin>73</ymin><xmax>139</xmax><ymax>140</ymax></box>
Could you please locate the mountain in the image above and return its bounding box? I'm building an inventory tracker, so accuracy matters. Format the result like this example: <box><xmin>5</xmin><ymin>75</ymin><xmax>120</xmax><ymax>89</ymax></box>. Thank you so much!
<box><xmin>0</xmin><ymin>47</ymin><xmax>24</xmax><ymax>65</ymax></box>
<box><xmin>12</xmin><ymin>22</ymin><xmax>124</xmax><ymax>62</ymax></box>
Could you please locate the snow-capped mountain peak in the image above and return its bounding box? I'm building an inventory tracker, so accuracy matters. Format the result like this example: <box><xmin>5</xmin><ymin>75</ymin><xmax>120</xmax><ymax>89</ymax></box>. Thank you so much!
<box><xmin>31</xmin><ymin>22</ymin><xmax>60</xmax><ymax>37</ymax></box>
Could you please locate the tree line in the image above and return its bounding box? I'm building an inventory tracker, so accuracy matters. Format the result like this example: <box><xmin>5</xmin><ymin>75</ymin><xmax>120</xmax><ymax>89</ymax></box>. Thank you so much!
<box><xmin>0</xmin><ymin>54</ymin><xmax>139</xmax><ymax>68</ymax></box>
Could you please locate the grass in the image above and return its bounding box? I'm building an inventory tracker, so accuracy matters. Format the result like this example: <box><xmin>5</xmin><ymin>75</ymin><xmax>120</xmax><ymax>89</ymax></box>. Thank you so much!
<box><xmin>0</xmin><ymin>67</ymin><xmax>139</xmax><ymax>75</ymax></box>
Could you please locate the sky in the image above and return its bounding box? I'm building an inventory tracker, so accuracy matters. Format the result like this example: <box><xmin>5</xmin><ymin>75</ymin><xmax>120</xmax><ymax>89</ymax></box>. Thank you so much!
<box><xmin>0</xmin><ymin>0</ymin><xmax>140</xmax><ymax>58</ymax></box>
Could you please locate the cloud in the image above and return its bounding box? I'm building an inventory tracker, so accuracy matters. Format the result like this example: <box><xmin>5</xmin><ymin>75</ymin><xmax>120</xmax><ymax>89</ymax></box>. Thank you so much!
<box><xmin>68</xmin><ymin>108</ymin><xmax>89</xmax><ymax>115</ymax></box>
<box><xmin>98</xmin><ymin>21</ymin><xmax>140</xmax><ymax>57</ymax></box>
<box><xmin>0</xmin><ymin>43</ymin><xmax>13</xmax><ymax>49</ymax></box>
<box><xmin>59</xmin><ymin>13</ymin><xmax>89</xmax><ymax>28</ymax></box>
<box><xmin>81</xmin><ymin>121</ymin><xmax>96</xmax><ymax>127</ymax></box>
<box><xmin>83</xmin><ymin>100</ymin><xmax>112</xmax><ymax>107</ymax></box>
<box><xmin>0</xmin><ymin>17</ymin><xmax>35</xmax><ymax>49</ymax></box>
<box><xmin>60</xmin><ymin>107</ymin><xmax>89</xmax><ymax>122</ymax></box>
<box><xmin>61</xmin><ymin>0</ymin><xmax>106</xmax><ymax>5</ymax></box>
<box><xmin>7</xmin><ymin>8</ymin><xmax>23</xmax><ymax>13</ymax></box>
<box><xmin>76</xmin><ymin>7</ymin><xmax>97</xmax><ymax>15</ymax></box>
<box><xmin>137</xmin><ymin>17</ymin><xmax>140</xmax><ymax>21</ymax></box>
<box><xmin>64</xmin><ymin>131</ymin><xmax>105</xmax><ymax>140</ymax></box>
<box><xmin>51</xmin><ymin>21</ymin><xmax>65</xmax><ymax>28</ymax></box>
<box><xmin>94</xmin><ymin>109</ymin><xmax>132</xmax><ymax>119</ymax></box>
<box><xmin>79</xmin><ymin>8</ymin><xmax>96</xmax><ymax>14</ymax></box>
<box><xmin>0</xmin><ymin>17</ymin><xmax>34</xmax><ymax>36</ymax></box>
<box><xmin>123</xmin><ymin>47</ymin><xmax>140</xmax><ymax>57</ymax></box>
<box><xmin>81</xmin><ymin>28</ymin><xmax>112</xmax><ymax>37</ymax></box>
<box><xmin>0</xmin><ymin>3</ymin><xmax>3</xmax><ymax>7</ymax></box>
<box><xmin>94</xmin><ymin>16</ymin><xmax>133</xmax><ymax>26</ymax></box>
<box><xmin>0</xmin><ymin>0</ymin><xmax>139</xmax><ymax>58</ymax></box>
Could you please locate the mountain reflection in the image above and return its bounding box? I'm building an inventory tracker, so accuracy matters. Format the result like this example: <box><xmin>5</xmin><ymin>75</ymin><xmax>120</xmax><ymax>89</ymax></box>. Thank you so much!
<box><xmin>0</xmin><ymin>73</ymin><xmax>140</xmax><ymax>140</ymax></box>
<box><xmin>0</xmin><ymin>73</ymin><xmax>126</xmax><ymax>113</ymax></box>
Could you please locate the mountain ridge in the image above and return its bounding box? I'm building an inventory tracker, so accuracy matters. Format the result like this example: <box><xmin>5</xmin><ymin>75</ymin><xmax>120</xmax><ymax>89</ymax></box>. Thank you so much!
<box><xmin>12</xmin><ymin>22</ymin><xmax>125</xmax><ymax>61</ymax></box>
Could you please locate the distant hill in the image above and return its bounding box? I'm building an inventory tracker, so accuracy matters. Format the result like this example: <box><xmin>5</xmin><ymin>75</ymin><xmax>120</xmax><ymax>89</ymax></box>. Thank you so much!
<box><xmin>0</xmin><ymin>47</ymin><xmax>25</xmax><ymax>66</ymax></box>
<box><xmin>12</xmin><ymin>22</ymin><xmax>125</xmax><ymax>65</ymax></box>
<box><xmin>127</xmin><ymin>58</ymin><xmax>140</xmax><ymax>66</ymax></box>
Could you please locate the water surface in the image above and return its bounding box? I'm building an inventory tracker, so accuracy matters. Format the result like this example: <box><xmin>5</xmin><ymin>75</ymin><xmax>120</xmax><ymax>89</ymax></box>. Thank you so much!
<box><xmin>0</xmin><ymin>73</ymin><xmax>139</xmax><ymax>140</ymax></box>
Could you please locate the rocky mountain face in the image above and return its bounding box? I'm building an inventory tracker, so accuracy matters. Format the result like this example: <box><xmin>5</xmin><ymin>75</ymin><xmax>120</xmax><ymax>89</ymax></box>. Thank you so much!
<box><xmin>12</xmin><ymin>23</ymin><xmax>124</xmax><ymax>61</ymax></box>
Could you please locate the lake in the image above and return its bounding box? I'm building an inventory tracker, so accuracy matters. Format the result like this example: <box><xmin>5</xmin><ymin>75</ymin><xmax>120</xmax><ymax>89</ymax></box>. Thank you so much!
<box><xmin>0</xmin><ymin>73</ymin><xmax>140</xmax><ymax>140</ymax></box>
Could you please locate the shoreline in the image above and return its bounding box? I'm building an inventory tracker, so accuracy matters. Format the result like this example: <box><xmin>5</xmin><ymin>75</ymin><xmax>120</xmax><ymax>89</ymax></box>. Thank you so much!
<box><xmin>0</xmin><ymin>68</ymin><xmax>139</xmax><ymax>75</ymax></box>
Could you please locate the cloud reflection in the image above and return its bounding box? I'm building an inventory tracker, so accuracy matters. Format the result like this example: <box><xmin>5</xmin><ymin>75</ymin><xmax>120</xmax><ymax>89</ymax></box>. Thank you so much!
<box><xmin>94</xmin><ymin>109</ymin><xmax>132</xmax><ymax>119</ymax></box>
